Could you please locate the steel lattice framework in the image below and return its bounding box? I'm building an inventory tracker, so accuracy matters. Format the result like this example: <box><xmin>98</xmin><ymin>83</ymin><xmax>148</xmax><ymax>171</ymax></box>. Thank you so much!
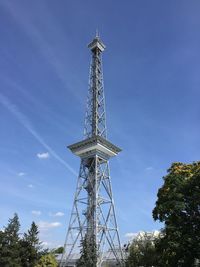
<box><xmin>60</xmin><ymin>35</ymin><xmax>124</xmax><ymax>267</ymax></box>
<box><xmin>84</xmin><ymin>36</ymin><xmax>107</xmax><ymax>139</ymax></box>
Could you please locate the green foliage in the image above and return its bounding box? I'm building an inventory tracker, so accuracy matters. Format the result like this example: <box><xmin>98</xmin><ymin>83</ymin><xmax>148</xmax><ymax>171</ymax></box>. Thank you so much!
<box><xmin>125</xmin><ymin>232</ymin><xmax>159</xmax><ymax>267</ymax></box>
<box><xmin>0</xmin><ymin>213</ymin><xmax>22</xmax><ymax>267</ymax></box>
<box><xmin>51</xmin><ymin>246</ymin><xmax>64</xmax><ymax>254</ymax></box>
<box><xmin>76</xmin><ymin>234</ymin><xmax>97</xmax><ymax>267</ymax></box>
<box><xmin>34</xmin><ymin>253</ymin><xmax>58</xmax><ymax>267</ymax></box>
<box><xmin>20</xmin><ymin>222</ymin><xmax>41</xmax><ymax>267</ymax></box>
<box><xmin>0</xmin><ymin>214</ymin><xmax>52</xmax><ymax>267</ymax></box>
<box><xmin>153</xmin><ymin>162</ymin><xmax>200</xmax><ymax>267</ymax></box>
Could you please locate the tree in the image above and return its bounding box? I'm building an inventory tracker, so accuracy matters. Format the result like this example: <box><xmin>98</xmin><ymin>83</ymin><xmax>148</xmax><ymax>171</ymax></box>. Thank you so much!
<box><xmin>76</xmin><ymin>234</ymin><xmax>97</xmax><ymax>267</ymax></box>
<box><xmin>52</xmin><ymin>246</ymin><xmax>64</xmax><ymax>254</ymax></box>
<box><xmin>0</xmin><ymin>214</ymin><xmax>55</xmax><ymax>266</ymax></box>
<box><xmin>20</xmin><ymin>222</ymin><xmax>41</xmax><ymax>267</ymax></box>
<box><xmin>153</xmin><ymin>162</ymin><xmax>200</xmax><ymax>267</ymax></box>
<box><xmin>34</xmin><ymin>253</ymin><xmax>58</xmax><ymax>267</ymax></box>
<box><xmin>125</xmin><ymin>231</ymin><xmax>159</xmax><ymax>267</ymax></box>
<box><xmin>0</xmin><ymin>229</ymin><xmax>4</xmax><ymax>249</ymax></box>
<box><xmin>0</xmin><ymin>213</ymin><xmax>22</xmax><ymax>267</ymax></box>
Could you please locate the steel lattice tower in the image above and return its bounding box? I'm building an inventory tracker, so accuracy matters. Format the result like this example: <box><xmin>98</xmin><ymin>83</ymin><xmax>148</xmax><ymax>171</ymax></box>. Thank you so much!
<box><xmin>60</xmin><ymin>35</ymin><xmax>124</xmax><ymax>267</ymax></box>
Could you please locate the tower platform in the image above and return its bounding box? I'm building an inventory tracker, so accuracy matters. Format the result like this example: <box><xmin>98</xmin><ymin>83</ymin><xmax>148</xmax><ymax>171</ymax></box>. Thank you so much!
<box><xmin>68</xmin><ymin>135</ymin><xmax>121</xmax><ymax>159</ymax></box>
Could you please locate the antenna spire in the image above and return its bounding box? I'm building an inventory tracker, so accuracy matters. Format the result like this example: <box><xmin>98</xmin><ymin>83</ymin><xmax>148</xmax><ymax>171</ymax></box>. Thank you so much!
<box><xmin>96</xmin><ymin>28</ymin><xmax>99</xmax><ymax>38</ymax></box>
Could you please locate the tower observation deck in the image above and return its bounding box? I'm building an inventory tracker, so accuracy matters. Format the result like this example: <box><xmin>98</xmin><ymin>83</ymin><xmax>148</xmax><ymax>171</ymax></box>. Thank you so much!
<box><xmin>60</xmin><ymin>35</ymin><xmax>124</xmax><ymax>267</ymax></box>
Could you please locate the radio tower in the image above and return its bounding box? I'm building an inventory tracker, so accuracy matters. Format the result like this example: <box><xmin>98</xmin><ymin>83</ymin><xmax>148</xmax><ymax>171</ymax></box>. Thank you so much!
<box><xmin>60</xmin><ymin>34</ymin><xmax>124</xmax><ymax>267</ymax></box>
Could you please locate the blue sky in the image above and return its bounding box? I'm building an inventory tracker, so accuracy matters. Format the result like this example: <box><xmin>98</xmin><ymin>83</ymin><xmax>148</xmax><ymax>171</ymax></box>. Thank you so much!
<box><xmin>0</xmin><ymin>0</ymin><xmax>200</xmax><ymax>248</ymax></box>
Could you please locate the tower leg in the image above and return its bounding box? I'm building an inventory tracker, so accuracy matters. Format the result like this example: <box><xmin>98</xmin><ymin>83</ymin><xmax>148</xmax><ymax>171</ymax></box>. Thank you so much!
<box><xmin>60</xmin><ymin>156</ymin><xmax>124</xmax><ymax>266</ymax></box>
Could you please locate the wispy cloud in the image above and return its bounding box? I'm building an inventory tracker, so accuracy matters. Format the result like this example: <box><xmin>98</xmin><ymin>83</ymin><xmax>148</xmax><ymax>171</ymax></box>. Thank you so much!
<box><xmin>0</xmin><ymin>1</ymin><xmax>83</xmax><ymax>104</ymax></box>
<box><xmin>0</xmin><ymin>93</ymin><xmax>77</xmax><ymax>176</ymax></box>
<box><xmin>38</xmin><ymin>221</ymin><xmax>62</xmax><ymax>231</ymax></box>
<box><xmin>28</xmin><ymin>184</ymin><xmax>34</xmax><ymax>188</ymax></box>
<box><xmin>18</xmin><ymin>172</ymin><xmax>26</xmax><ymax>176</ymax></box>
<box><xmin>49</xmin><ymin>211</ymin><xmax>65</xmax><ymax>217</ymax></box>
<box><xmin>32</xmin><ymin>210</ymin><xmax>41</xmax><ymax>216</ymax></box>
<box><xmin>37</xmin><ymin>152</ymin><xmax>50</xmax><ymax>159</ymax></box>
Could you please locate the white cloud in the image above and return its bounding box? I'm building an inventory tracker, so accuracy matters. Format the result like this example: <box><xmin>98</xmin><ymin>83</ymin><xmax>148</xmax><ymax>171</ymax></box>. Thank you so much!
<box><xmin>41</xmin><ymin>241</ymin><xmax>62</xmax><ymax>249</ymax></box>
<box><xmin>54</xmin><ymin>212</ymin><xmax>64</xmax><ymax>217</ymax></box>
<box><xmin>32</xmin><ymin>210</ymin><xmax>41</xmax><ymax>216</ymax></box>
<box><xmin>38</xmin><ymin>221</ymin><xmax>62</xmax><ymax>231</ymax></box>
<box><xmin>18</xmin><ymin>172</ymin><xmax>26</xmax><ymax>176</ymax></box>
<box><xmin>41</xmin><ymin>241</ymin><xmax>52</xmax><ymax>247</ymax></box>
<box><xmin>49</xmin><ymin>212</ymin><xmax>65</xmax><ymax>217</ymax></box>
<box><xmin>125</xmin><ymin>232</ymin><xmax>138</xmax><ymax>239</ymax></box>
<box><xmin>125</xmin><ymin>230</ymin><xmax>161</xmax><ymax>241</ymax></box>
<box><xmin>37</xmin><ymin>152</ymin><xmax>50</xmax><ymax>159</ymax></box>
<box><xmin>28</xmin><ymin>184</ymin><xmax>34</xmax><ymax>188</ymax></box>
<box><xmin>145</xmin><ymin>167</ymin><xmax>154</xmax><ymax>171</ymax></box>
